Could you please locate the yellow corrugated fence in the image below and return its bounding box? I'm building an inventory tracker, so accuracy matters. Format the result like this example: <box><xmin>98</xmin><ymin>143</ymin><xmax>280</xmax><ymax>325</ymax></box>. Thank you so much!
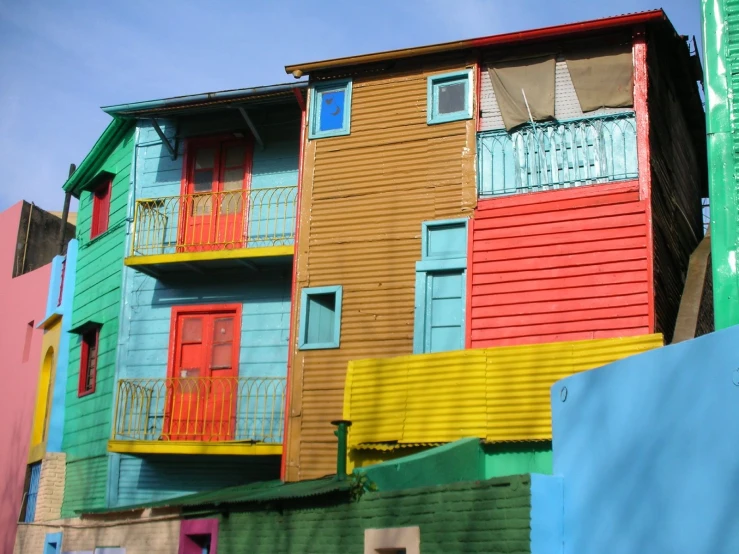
<box><xmin>344</xmin><ymin>333</ymin><xmax>664</xmax><ymax>446</ymax></box>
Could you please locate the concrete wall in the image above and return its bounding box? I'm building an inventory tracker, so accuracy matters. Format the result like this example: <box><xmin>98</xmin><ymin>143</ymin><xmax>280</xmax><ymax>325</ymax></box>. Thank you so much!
<box><xmin>551</xmin><ymin>325</ymin><xmax>739</xmax><ymax>553</ymax></box>
<box><xmin>14</xmin><ymin>509</ymin><xmax>180</xmax><ymax>554</ymax></box>
<box><xmin>0</xmin><ymin>201</ymin><xmax>53</xmax><ymax>554</ymax></box>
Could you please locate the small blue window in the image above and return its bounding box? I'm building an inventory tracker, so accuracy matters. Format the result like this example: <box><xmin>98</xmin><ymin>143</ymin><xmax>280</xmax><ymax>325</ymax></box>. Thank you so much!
<box><xmin>299</xmin><ymin>286</ymin><xmax>343</xmax><ymax>349</ymax></box>
<box><xmin>427</xmin><ymin>70</ymin><xmax>473</xmax><ymax>125</ymax></box>
<box><xmin>309</xmin><ymin>80</ymin><xmax>353</xmax><ymax>139</ymax></box>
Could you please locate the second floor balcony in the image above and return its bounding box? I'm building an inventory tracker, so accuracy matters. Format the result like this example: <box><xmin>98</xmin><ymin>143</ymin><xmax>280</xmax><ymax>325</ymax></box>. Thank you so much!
<box><xmin>108</xmin><ymin>376</ymin><xmax>285</xmax><ymax>456</ymax></box>
<box><xmin>478</xmin><ymin>112</ymin><xmax>638</xmax><ymax>197</ymax></box>
<box><xmin>125</xmin><ymin>186</ymin><xmax>297</xmax><ymax>276</ymax></box>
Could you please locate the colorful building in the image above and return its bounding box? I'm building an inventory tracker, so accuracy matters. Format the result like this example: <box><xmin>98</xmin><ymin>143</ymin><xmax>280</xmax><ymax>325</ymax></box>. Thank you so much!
<box><xmin>281</xmin><ymin>9</ymin><xmax>707</xmax><ymax>479</ymax></box>
<box><xmin>99</xmin><ymin>83</ymin><xmax>306</xmax><ymax>507</ymax></box>
<box><xmin>0</xmin><ymin>201</ymin><xmax>73</xmax><ymax>554</ymax></box>
<box><xmin>60</xmin><ymin>118</ymin><xmax>135</xmax><ymax>515</ymax></box>
<box><xmin>702</xmin><ymin>0</ymin><xmax>739</xmax><ymax>329</ymax></box>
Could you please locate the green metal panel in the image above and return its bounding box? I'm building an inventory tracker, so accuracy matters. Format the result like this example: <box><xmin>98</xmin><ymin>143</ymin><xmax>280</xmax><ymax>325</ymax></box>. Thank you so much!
<box><xmin>61</xmin><ymin>126</ymin><xmax>134</xmax><ymax>512</ymax></box>
<box><xmin>212</xmin><ymin>476</ymin><xmax>531</xmax><ymax>554</ymax></box>
<box><xmin>703</xmin><ymin>0</ymin><xmax>739</xmax><ymax>328</ymax></box>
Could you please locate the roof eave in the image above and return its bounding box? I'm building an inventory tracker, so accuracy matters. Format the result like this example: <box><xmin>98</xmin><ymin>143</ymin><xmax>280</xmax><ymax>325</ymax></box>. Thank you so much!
<box><xmin>284</xmin><ymin>10</ymin><xmax>667</xmax><ymax>77</ymax></box>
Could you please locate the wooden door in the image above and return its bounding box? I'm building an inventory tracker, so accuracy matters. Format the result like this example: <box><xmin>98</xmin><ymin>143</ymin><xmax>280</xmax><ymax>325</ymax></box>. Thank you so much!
<box><xmin>165</xmin><ymin>306</ymin><xmax>240</xmax><ymax>441</ymax></box>
<box><xmin>180</xmin><ymin>140</ymin><xmax>251</xmax><ymax>252</ymax></box>
<box><xmin>424</xmin><ymin>270</ymin><xmax>465</xmax><ymax>353</ymax></box>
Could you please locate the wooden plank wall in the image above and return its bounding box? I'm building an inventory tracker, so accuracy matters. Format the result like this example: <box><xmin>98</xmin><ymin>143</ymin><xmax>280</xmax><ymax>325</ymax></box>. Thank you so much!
<box><xmin>285</xmin><ymin>54</ymin><xmax>478</xmax><ymax>481</ymax></box>
<box><xmin>469</xmin><ymin>181</ymin><xmax>652</xmax><ymax>348</ymax></box>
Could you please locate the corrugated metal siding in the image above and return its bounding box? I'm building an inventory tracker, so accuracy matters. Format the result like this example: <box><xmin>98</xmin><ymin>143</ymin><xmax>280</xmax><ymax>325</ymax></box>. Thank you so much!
<box><xmin>344</xmin><ymin>333</ymin><xmax>663</xmax><ymax>446</ymax></box>
<box><xmin>470</xmin><ymin>181</ymin><xmax>651</xmax><ymax>347</ymax></box>
<box><xmin>115</xmin><ymin>455</ymin><xmax>279</xmax><ymax>507</ymax></box>
<box><xmin>480</xmin><ymin>54</ymin><xmax>633</xmax><ymax>132</ymax></box>
<box><xmin>287</xmin><ymin>55</ymin><xmax>478</xmax><ymax>480</ymax></box>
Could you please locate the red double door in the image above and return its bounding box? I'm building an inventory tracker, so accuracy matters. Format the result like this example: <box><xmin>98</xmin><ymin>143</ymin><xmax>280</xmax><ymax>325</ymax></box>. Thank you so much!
<box><xmin>165</xmin><ymin>305</ymin><xmax>241</xmax><ymax>441</ymax></box>
<box><xmin>179</xmin><ymin>139</ymin><xmax>252</xmax><ymax>252</ymax></box>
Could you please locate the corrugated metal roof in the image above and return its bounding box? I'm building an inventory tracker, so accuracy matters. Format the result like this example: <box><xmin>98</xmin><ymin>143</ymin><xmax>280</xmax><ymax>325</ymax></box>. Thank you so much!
<box><xmin>102</xmin><ymin>82</ymin><xmax>308</xmax><ymax>118</ymax></box>
<box><xmin>344</xmin><ymin>333</ymin><xmax>664</xmax><ymax>446</ymax></box>
<box><xmin>285</xmin><ymin>10</ymin><xmax>668</xmax><ymax>76</ymax></box>
<box><xmin>81</xmin><ymin>476</ymin><xmax>351</xmax><ymax>514</ymax></box>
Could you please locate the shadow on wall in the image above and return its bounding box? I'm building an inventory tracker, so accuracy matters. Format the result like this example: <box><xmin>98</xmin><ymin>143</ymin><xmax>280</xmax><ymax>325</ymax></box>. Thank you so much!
<box><xmin>2</xmin><ymin>415</ymin><xmax>34</xmax><ymax>554</ymax></box>
<box><xmin>551</xmin><ymin>325</ymin><xmax>739</xmax><ymax>554</ymax></box>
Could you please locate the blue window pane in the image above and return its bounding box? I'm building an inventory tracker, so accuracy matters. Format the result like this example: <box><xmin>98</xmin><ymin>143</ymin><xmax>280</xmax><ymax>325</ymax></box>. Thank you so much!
<box><xmin>319</xmin><ymin>90</ymin><xmax>346</xmax><ymax>132</ymax></box>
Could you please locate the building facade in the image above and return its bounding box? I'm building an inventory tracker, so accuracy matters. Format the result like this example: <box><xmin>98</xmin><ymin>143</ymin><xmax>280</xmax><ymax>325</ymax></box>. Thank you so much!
<box><xmin>283</xmin><ymin>9</ymin><xmax>706</xmax><ymax>480</ymax></box>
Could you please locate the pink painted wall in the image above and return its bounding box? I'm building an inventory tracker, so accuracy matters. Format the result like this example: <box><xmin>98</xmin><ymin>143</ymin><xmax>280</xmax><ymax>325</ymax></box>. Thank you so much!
<box><xmin>0</xmin><ymin>202</ymin><xmax>52</xmax><ymax>554</ymax></box>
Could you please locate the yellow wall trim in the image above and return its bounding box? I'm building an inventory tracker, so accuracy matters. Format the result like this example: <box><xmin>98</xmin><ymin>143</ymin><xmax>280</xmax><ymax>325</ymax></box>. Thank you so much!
<box><xmin>107</xmin><ymin>440</ymin><xmax>283</xmax><ymax>456</ymax></box>
<box><xmin>344</xmin><ymin>333</ymin><xmax>664</xmax><ymax>446</ymax></box>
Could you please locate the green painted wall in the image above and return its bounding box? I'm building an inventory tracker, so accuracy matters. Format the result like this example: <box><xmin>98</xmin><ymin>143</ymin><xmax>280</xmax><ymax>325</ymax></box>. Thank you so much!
<box><xmin>61</xmin><ymin>126</ymin><xmax>134</xmax><ymax>516</ymax></box>
<box><xmin>703</xmin><ymin>0</ymin><xmax>739</xmax><ymax>329</ymax></box>
<box><xmin>484</xmin><ymin>442</ymin><xmax>553</xmax><ymax>479</ymax></box>
<box><xmin>213</xmin><ymin>476</ymin><xmax>532</xmax><ymax>554</ymax></box>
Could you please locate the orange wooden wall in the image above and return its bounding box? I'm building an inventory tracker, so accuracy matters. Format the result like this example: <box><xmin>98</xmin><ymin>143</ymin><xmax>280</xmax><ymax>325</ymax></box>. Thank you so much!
<box><xmin>468</xmin><ymin>180</ymin><xmax>652</xmax><ymax>348</ymax></box>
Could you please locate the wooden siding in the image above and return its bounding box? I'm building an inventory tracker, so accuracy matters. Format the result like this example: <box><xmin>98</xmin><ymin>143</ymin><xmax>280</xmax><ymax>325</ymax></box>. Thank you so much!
<box><xmin>469</xmin><ymin>181</ymin><xmax>651</xmax><ymax>347</ymax></box>
<box><xmin>113</xmin><ymin>455</ymin><xmax>279</xmax><ymax>507</ymax></box>
<box><xmin>286</xmin><ymin>55</ymin><xmax>478</xmax><ymax>480</ymax></box>
<box><xmin>62</xmin><ymin>127</ymin><xmax>134</xmax><ymax>516</ymax></box>
<box><xmin>344</xmin><ymin>333</ymin><xmax>663</xmax><ymax>446</ymax></box>
<box><xmin>647</xmin><ymin>31</ymin><xmax>707</xmax><ymax>343</ymax></box>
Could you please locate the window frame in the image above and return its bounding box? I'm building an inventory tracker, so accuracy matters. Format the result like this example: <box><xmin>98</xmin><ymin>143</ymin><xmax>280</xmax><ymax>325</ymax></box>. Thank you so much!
<box><xmin>308</xmin><ymin>79</ymin><xmax>353</xmax><ymax>139</ymax></box>
<box><xmin>298</xmin><ymin>285</ymin><xmax>343</xmax><ymax>350</ymax></box>
<box><xmin>78</xmin><ymin>324</ymin><xmax>101</xmax><ymax>397</ymax></box>
<box><xmin>427</xmin><ymin>69</ymin><xmax>474</xmax><ymax>125</ymax></box>
<box><xmin>90</xmin><ymin>177</ymin><xmax>112</xmax><ymax>239</ymax></box>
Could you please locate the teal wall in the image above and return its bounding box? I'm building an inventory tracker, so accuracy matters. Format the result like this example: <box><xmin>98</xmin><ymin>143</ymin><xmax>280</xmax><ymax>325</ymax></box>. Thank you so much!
<box><xmin>483</xmin><ymin>442</ymin><xmax>553</xmax><ymax>479</ymax></box>
<box><xmin>112</xmin><ymin>455</ymin><xmax>279</xmax><ymax>507</ymax></box>
<box><xmin>61</xmin><ymin>126</ymin><xmax>134</xmax><ymax>516</ymax></box>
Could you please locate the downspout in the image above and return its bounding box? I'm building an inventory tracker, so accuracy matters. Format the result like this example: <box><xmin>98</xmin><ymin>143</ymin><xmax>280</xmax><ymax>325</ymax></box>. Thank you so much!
<box><xmin>281</xmin><ymin>87</ymin><xmax>307</xmax><ymax>481</ymax></box>
<box><xmin>331</xmin><ymin>420</ymin><xmax>352</xmax><ymax>481</ymax></box>
<box><xmin>57</xmin><ymin>164</ymin><xmax>76</xmax><ymax>255</ymax></box>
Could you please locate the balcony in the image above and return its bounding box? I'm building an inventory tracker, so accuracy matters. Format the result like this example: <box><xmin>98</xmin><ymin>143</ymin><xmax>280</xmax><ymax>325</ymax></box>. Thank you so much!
<box><xmin>343</xmin><ymin>333</ymin><xmax>663</xmax><ymax>451</ymax></box>
<box><xmin>108</xmin><ymin>376</ymin><xmax>285</xmax><ymax>456</ymax></box>
<box><xmin>478</xmin><ymin>113</ymin><xmax>638</xmax><ymax>197</ymax></box>
<box><xmin>125</xmin><ymin>186</ymin><xmax>297</xmax><ymax>276</ymax></box>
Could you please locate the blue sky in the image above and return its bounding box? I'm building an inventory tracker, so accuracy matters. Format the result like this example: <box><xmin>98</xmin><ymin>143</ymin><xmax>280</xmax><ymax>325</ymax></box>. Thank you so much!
<box><xmin>0</xmin><ymin>0</ymin><xmax>701</xmax><ymax>212</ymax></box>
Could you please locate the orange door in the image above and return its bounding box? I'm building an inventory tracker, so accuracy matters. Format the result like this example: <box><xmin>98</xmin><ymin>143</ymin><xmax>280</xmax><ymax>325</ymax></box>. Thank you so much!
<box><xmin>165</xmin><ymin>306</ymin><xmax>241</xmax><ymax>441</ymax></box>
<box><xmin>180</xmin><ymin>140</ymin><xmax>251</xmax><ymax>252</ymax></box>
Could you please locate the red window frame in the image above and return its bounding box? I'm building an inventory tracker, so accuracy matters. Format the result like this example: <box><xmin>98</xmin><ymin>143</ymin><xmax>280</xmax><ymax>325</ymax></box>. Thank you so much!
<box><xmin>78</xmin><ymin>325</ymin><xmax>101</xmax><ymax>397</ymax></box>
<box><xmin>90</xmin><ymin>177</ymin><xmax>112</xmax><ymax>239</ymax></box>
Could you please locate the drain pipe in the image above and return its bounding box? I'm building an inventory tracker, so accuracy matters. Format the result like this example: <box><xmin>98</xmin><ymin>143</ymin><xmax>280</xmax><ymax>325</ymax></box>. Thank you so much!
<box><xmin>331</xmin><ymin>420</ymin><xmax>352</xmax><ymax>481</ymax></box>
<box><xmin>57</xmin><ymin>163</ymin><xmax>76</xmax><ymax>255</ymax></box>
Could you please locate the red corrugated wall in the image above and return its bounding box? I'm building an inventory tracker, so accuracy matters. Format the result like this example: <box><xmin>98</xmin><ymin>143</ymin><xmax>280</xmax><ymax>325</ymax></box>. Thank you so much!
<box><xmin>468</xmin><ymin>180</ymin><xmax>652</xmax><ymax>348</ymax></box>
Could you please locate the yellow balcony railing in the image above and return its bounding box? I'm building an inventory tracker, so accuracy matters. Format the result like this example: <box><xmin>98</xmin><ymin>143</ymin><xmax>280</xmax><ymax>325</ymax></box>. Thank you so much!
<box><xmin>130</xmin><ymin>186</ymin><xmax>297</xmax><ymax>257</ymax></box>
<box><xmin>112</xmin><ymin>377</ymin><xmax>285</xmax><ymax>444</ymax></box>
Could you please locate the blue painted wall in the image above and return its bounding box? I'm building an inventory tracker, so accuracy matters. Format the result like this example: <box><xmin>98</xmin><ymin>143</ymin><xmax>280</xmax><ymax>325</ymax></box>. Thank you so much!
<box><xmin>107</xmin><ymin>116</ymin><xmax>298</xmax><ymax>507</ymax></box>
<box><xmin>111</xmin><ymin>454</ymin><xmax>279</xmax><ymax>507</ymax></box>
<box><xmin>550</xmin><ymin>326</ymin><xmax>739</xmax><ymax>554</ymax></box>
<box><xmin>45</xmin><ymin>240</ymin><xmax>78</xmax><ymax>452</ymax></box>
<box><xmin>530</xmin><ymin>474</ymin><xmax>564</xmax><ymax>554</ymax></box>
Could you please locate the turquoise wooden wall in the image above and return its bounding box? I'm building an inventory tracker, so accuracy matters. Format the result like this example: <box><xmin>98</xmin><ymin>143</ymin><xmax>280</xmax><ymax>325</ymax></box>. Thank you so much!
<box><xmin>112</xmin><ymin>455</ymin><xmax>280</xmax><ymax>507</ymax></box>
<box><xmin>109</xmin><ymin>115</ymin><xmax>298</xmax><ymax>507</ymax></box>
<box><xmin>61</xmin><ymin>127</ymin><xmax>135</xmax><ymax>516</ymax></box>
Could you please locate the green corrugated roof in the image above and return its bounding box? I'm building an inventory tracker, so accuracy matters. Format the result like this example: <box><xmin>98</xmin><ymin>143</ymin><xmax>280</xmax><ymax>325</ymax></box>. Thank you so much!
<box><xmin>63</xmin><ymin>117</ymin><xmax>134</xmax><ymax>197</ymax></box>
<box><xmin>81</xmin><ymin>476</ymin><xmax>351</xmax><ymax>515</ymax></box>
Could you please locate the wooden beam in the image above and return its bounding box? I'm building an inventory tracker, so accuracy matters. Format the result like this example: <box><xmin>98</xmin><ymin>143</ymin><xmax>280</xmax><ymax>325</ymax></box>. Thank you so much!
<box><xmin>237</xmin><ymin>107</ymin><xmax>264</xmax><ymax>150</ymax></box>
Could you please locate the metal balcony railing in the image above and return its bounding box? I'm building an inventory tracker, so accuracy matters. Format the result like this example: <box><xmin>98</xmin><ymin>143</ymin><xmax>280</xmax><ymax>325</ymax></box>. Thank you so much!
<box><xmin>130</xmin><ymin>186</ymin><xmax>297</xmax><ymax>257</ymax></box>
<box><xmin>478</xmin><ymin>113</ymin><xmax>638</xmax><ymax>197</ymax></box>
<box><xmin>112</xmin><ymin>377</ymin><xmax>285</xmax><ymax>443</ymax></box>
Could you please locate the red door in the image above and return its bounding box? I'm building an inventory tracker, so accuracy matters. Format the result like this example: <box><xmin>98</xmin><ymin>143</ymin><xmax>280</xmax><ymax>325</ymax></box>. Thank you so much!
<box><xmin>180</xmin><ymin>139</ymin><xmax>252</xmax><ymax>252</ymax></box>
<box><xmin>165</xmin><ymin>305</ymin><xmax>241</xmax><ymax>441</ymax></box>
